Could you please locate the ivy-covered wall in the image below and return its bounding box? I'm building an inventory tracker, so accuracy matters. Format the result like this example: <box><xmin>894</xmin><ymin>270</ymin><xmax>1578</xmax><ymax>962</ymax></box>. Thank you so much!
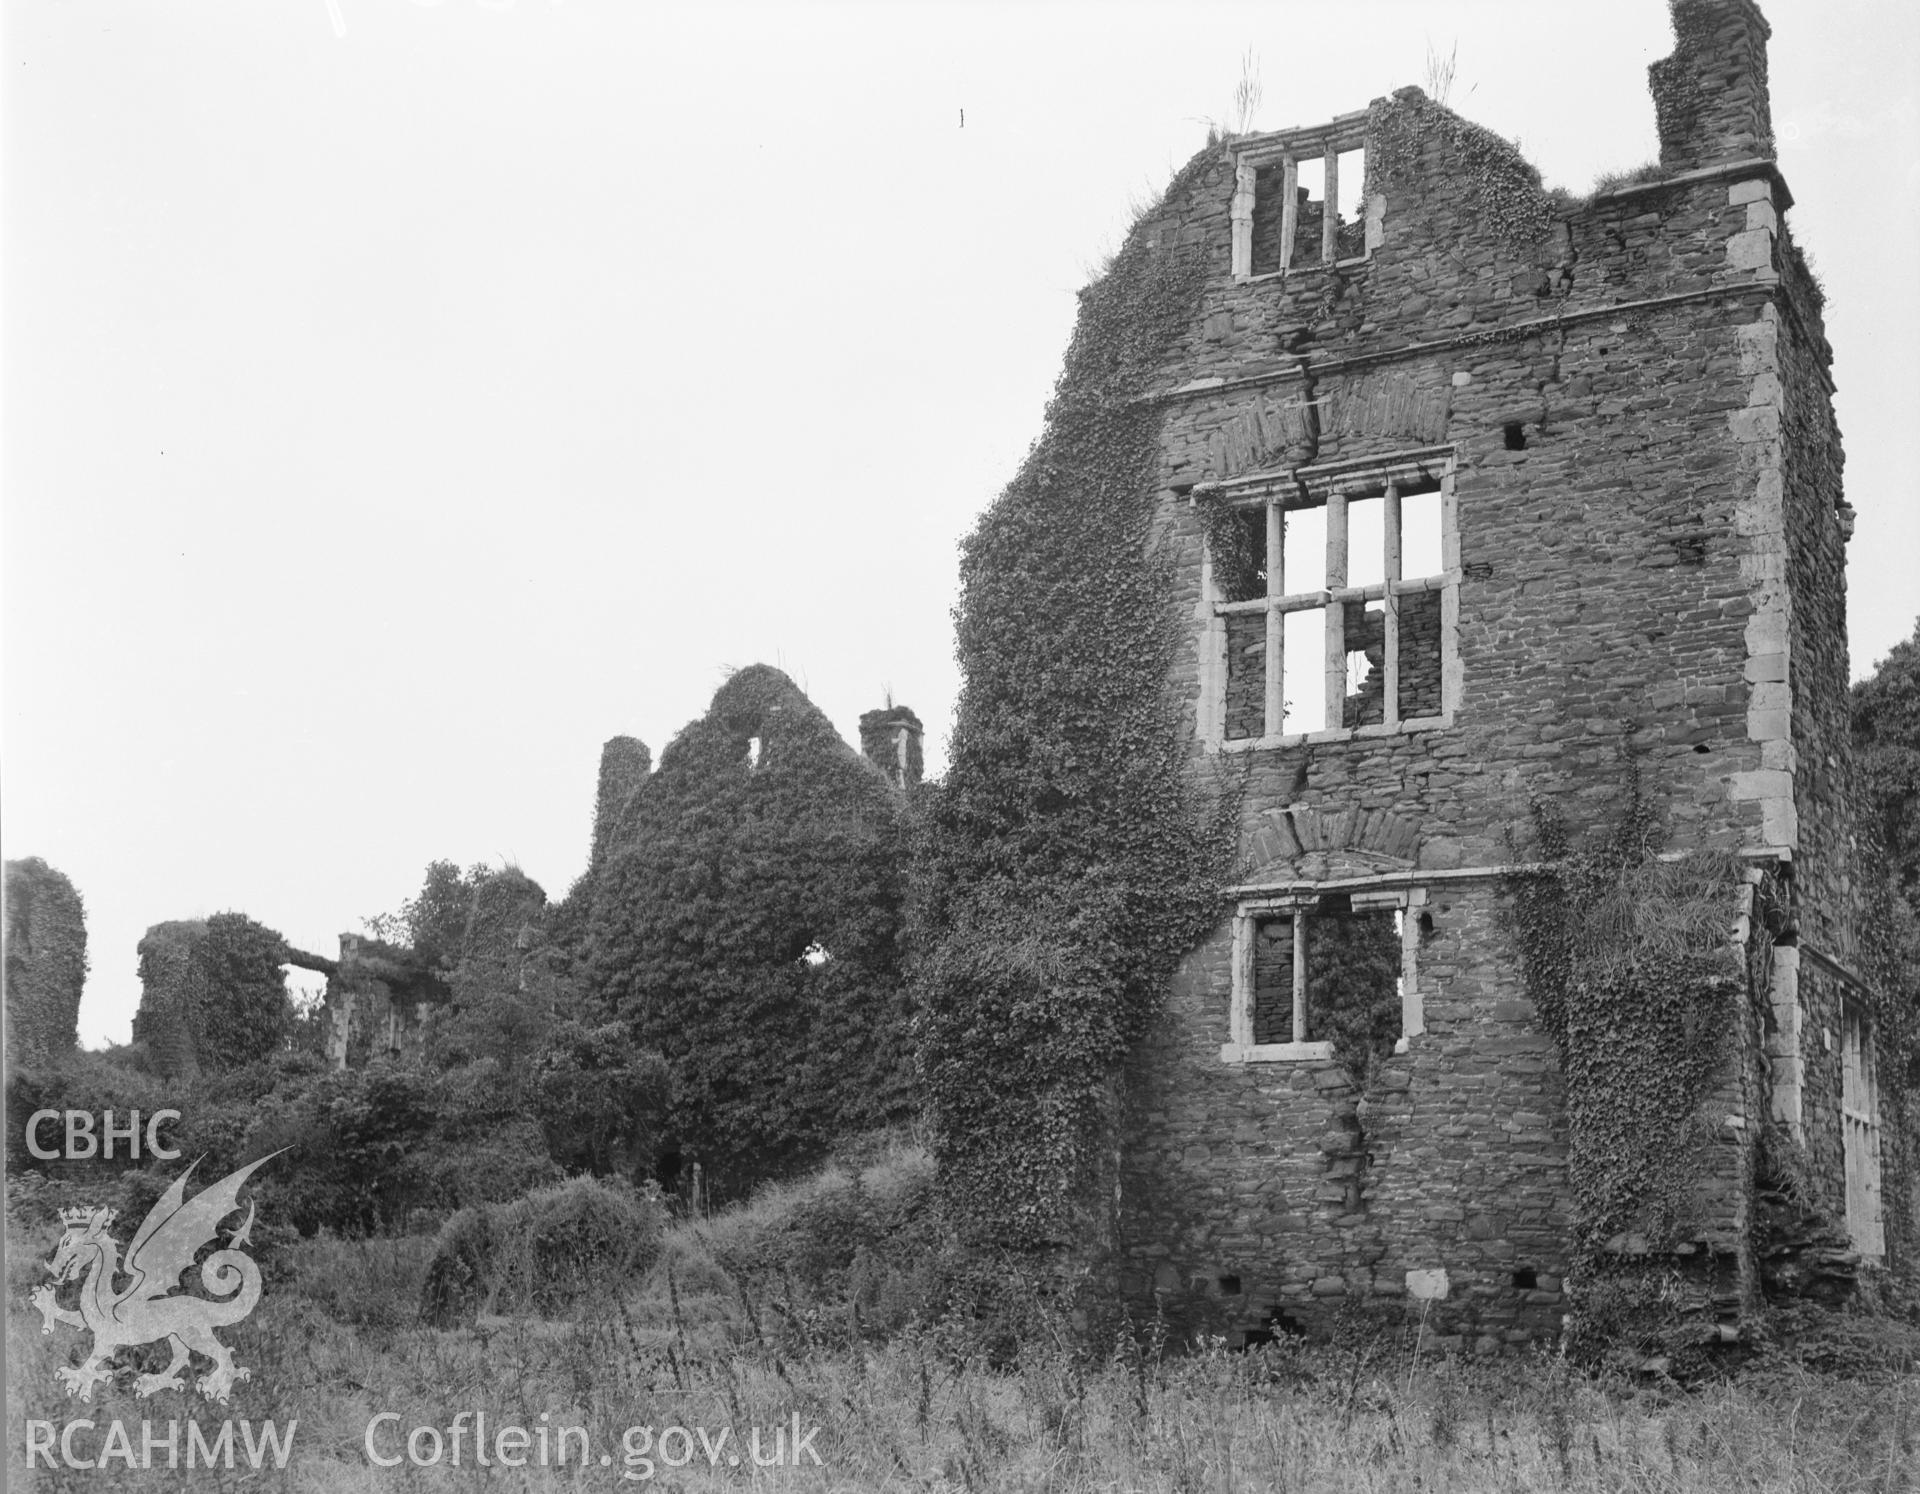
<box><xmin>3</xmin><ymin>857</ymin><xmax>88</xmax><ymax>1066</ymax></box>
<box><xmin>588</xmin><ymin>665</ymin><xmax>914</xmax><ymax>1195</ymax></box>
<box><xmin>910</xmin><ymin>152</ymin><xmax>1234</xmax><ymax>1256</ymax></box>
<box><xmin>589</xmin><ymin>737</ymin><xmax>652</xmax><ymax>874</ymax></box>
<box><xmin>132</xmin><ymin>913</ymin><xmax>293</xmax><ymax>1080</ymax></box>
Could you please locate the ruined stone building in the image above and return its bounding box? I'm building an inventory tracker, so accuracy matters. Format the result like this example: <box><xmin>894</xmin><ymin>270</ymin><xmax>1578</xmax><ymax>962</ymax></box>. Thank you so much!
<box><xmin>1097</xmin><ymin>0</ymin><xmax>1912</xmax><ymax>1348</ymax></box>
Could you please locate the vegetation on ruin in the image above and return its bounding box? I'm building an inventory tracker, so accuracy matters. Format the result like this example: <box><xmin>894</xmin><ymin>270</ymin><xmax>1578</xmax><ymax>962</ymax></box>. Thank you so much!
<box><xmin>589</xmin><ymin>665</ymin><xmax>914</xmax><ymax>1197</ymax></box>
<box><xmin>1855</xmin><ymin>619</ymin><xmax>1920</xmax><ymax>912</ymax></box>
<box><xmin>1502</xmin><ymin>763</ymin><xmax>1748</xmax><ymax>1352</ymax></box>
<box><xmin>10</xmin><ymin>1139</ymin><xmax>1920</xmax><ymax>1492</ymax></box>
<box><xmin>1</xmin><ymin>856</ymin><xmax>88</xmax><ymax>1065</ymax></box>
<box><xmin>1368</xmin><ymin>87</ymin><xmax>1555</xmax><ymax>249</ymax></box>
<box><xmin>913</xmin><ymin>150</ymin><xmax>1235</xmax><ymax>1250</ymax></box>
<box><xmin>131</xmin><ymin>912</ymin><xmax>295</xmax><ymax>1078</ymax></box>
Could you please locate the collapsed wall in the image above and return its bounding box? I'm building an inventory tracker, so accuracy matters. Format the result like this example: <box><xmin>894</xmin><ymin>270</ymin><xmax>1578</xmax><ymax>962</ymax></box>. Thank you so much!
<box><xmin>3</xmin><ymin>857</ymin><xmax>89</xmax><ymax>1066</ymax></box>
<box><xmin>587</xmin><ymin>666</ymin><xmax>918</xmax><ymax>1195</ymax></box>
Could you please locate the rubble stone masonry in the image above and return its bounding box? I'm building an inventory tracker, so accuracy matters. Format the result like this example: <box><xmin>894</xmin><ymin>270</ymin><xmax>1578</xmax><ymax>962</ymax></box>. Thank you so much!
<box><xmin>1103</xmin><ymin>0</ymin><xmax>1910</xmax><ymax>1347</ymax></box>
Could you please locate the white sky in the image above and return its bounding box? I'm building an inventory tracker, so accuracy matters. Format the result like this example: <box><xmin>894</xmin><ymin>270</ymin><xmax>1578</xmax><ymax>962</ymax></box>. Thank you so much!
<box><xmin>5</xmin><ymin>0</ymin><xmax>1917</xmax><ymax>1047</ymax></box>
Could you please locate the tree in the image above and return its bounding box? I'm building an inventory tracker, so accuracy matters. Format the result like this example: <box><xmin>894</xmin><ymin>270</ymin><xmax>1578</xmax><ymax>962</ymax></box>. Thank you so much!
<box><xmin>365</xmin><ymin>860</ymin><xmax>485</xmax><ymax>972</ymax></box>
<box><xmin>1853</xmin><ymin>618</ymin><xmax>1920</xmax><ymax>907</ymax></box>
<box><xmin>1851</xmin><ymin>617</ymin><xmax>1920</xmax><ymax>1088</ymax></box>
<box><xmin>530</xmin><ymin>1021</ymin><xmax>672</xmax><ymax>1180</ymax></box>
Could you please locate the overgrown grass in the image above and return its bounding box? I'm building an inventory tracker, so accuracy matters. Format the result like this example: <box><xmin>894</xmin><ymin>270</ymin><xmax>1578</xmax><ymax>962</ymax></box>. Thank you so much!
<box><xmin>9</xmin><ymin>1148</ymin><xmax>1919</xmax><ymax>1491</ymax></box>
<box><xmin>1592</xmin><ymin>160</ymin><xmax>1675</xmax><ymax>195</ymax></box>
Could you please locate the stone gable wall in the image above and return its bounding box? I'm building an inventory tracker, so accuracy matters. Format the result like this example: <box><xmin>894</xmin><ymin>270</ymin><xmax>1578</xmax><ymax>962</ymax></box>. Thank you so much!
<box><xmin>1107</xmin><ymin>7</ymin><xmax>1906</xmax><ymax>1342</ymax></box>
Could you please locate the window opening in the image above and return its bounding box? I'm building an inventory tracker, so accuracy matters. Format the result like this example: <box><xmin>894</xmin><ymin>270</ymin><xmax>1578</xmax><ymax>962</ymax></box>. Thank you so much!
<box><xmin>1205</xmin><ymin>450</ymin><xmax>1455</xmax><ymax>745</ymax></box>
<box><xmin>1229</xmin><ymin>127</ymin><xmax>1374</xmax><ymax>279</ymax></box>
<box><xmin>1842</xmin><ymin>1004</ymin><xmax>1886</xmax><ymax>1258</ymax></box>
<box><xmin>1228</xmin><ymin>889</ymin><xmax>1424</xmax><ymax>1062</ymax></box>
<box><xmin>1250</xmin><ymin>164</ymin><xmax>1288</xmax><ymax>277</ymax></box>
<box><xmin>1344</xmin><ymin>598</ymin><xmax>1387</xmax><ymax>727</ymax></box>
<box><xmin>1334</xmin><ymin>146</ymin><xmax>1367</xmax><ymax>260</ymax></box>
<box><xmin>1504</xmin><ymin>422</ymin><xmax>1527</xmax><ymax>450</ymax></box>
<box><xmin>1282</xmin><ymin>609</ymin><xmax>1327</xmax><ymax>735</ymax></box>
<box><xmin>1283</xmin><ymin>505</ymin><xmax>1328</xmax><ymax>592</ymax></box>
<box><xmin>1401</xmin><ymin>487</ymin><xmax>1443</xmax><ymax>578</ymax></box>
<box><xmin>1348</xmin><ymin>494</ymin><xmax>1386</xmax><ymax>589</ymax></box>
<box><xmin>1292</xmin><ymin>155</ymin><xmax>1327</xmax><ymax>269</ymax></box>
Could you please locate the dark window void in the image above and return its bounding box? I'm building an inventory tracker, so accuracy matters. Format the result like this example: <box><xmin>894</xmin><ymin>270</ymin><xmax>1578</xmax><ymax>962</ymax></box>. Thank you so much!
<box><xmin>1253</xmin><ymin>897</ymin><xmax>1401</xmax><ymax>1047</ymax></box>
<box><xmin>1397</xmin><ymin>590</ymin><xmax>1445</xmax><ymax>720</ymax></box>
<box><xmin>1215</xmin><ymin>505</ymin><xmax>1267</xmax><ymax>603</ymax></box>
<box><xmin>1251</xmin><ymin>913</ymin><xmax>1297</xmax><ymax>1043</ymax></box>
<box><xmin>1251</xmin><ymin>164</ymin><xmax>1288</xmax><ymax>276</ymax></box>
<box><xmin>1305</xmin><ymin>897</ymin><xmax>1402</xmax><ymax>1055</ymax></box>
<box><xmin>1504</xmin><ymin>423</ymin><xmax>1527</xmax><ymax>450</ymax></box>
<box><xmin>1224</xmin><ymin>612</ymin><xmax>1267</xmax><ymax>742</ymax></box>
<box><xmin>1218</xmin><ymin>1274</ymin><xmax>1242</xmax><ymax>1295</ymax></box>
<box><xmin>1237</xmin><ymin>1306</ymin><xmax>1304</xmax><ymax>1350</ymax></box>
<box><xmin>1512</xmin><ymin>1268</ymin><xmax>1539</xmax><ymax>1290</ymax></box>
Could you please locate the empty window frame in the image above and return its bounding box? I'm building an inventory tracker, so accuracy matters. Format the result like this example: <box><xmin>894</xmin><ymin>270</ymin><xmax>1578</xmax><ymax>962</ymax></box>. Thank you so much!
<box><xmin>1223</xmin><ymin>887</ymin><xmax>1426</xmax><ymax>1062</ymax></box>
<box><xmin>1206</xmin><ymin>448</ymin><xmax>1456</xmax><ymax>746</ymax></box>
<box><xmin>1841</xmin><ymin>1003</ymin><xmax>1886</xmax><ymax>1259</ymax></box>
<box><xmin>1230</xmin><ymin>127</ymin><xmax>1371</xmax><ymax>279</ymax></box>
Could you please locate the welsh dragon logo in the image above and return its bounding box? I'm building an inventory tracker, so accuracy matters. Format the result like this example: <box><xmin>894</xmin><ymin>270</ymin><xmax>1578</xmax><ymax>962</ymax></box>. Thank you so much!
<box><xmin>33</xmin><ymin>1152</ymin><xmax>281</xmax><ymax>1404</ymax></box>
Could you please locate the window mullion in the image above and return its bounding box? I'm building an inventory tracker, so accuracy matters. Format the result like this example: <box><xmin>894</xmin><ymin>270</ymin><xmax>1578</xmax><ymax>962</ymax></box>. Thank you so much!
<box><xmin>1230</xmin><ymin>911</ymin><xmax>1252</xmax><ymax>1046</ymax></box>
<box><xmin>1264</xmin><ymin>500</ymin><xmax>1284</xmax><ymax>739</ymax></box>
<box><xmin>1322</xmin><ymin>146</ymin><xmax>1339</xmax><ymax>266</ymax></box>
<box><xmin>1384</xmin><ymin>481</ymin><xmax>1402</xmax><ymax>728</ymax></box>
<box><xmin>1230</xmin><ymin>157</ymin><xmax>1257</xmax><ymax>280</ymax></box>
<box><xmin>1292</xmin><ymin>909</ymin><xmax>1308</xmax><ymax>1043</ymax></box>
<box><xmin>1279</xmin><ymin>157</ymin><xmax>1299</xmax><ymax>272</ymax></box>
<box><xmin>1323</xmin><ymin>491</ymin><xmax>1348</xmax><ymax>731</ymax></box>
<box><xmin>1440</xmin><ymin>466</ymin><xmax>1459</xmax><ymax>718</ymax></box>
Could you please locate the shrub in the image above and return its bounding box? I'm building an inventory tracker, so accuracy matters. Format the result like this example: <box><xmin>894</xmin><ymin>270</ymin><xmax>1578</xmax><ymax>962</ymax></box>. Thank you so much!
<box><xmin>420</xmin><ymin>1175</ymin><xmax>664</xmax><ymax>1325</ymax></box>
<box><xmin>697</xmin><ymin>1140</ymin><xmax>939</xmax><ymax>1294</ymax></box>
<box><xmin>4</xmin><ymin>1047</ymin><xmax>173</xmax><ymax>1178</ymax></box>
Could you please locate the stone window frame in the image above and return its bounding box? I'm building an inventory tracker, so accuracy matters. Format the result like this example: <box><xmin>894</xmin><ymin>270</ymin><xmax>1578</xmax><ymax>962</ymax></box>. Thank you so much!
<box><xmin>1226</xmin><ymin>116</ymin><xmax>1382</xmax><ymax>282</ymax></box>
<box><xmin>1196</xmin><ymin>445</ymin><xmax>1460</xmax><ymax>752</ymax></box>
<box><xmin>1840</xmin><ymin>1001</ymin><xmax>1886</xmax><ymax>1260</ymax></box>
<box><xmin>1221</xmin><ymin>885</ymin><xmax>1427</xmax><ymax>1064</ymax></box>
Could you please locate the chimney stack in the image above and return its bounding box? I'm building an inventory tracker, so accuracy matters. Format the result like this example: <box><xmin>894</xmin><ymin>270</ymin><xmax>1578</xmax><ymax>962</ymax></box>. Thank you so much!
<box><xmin>1649</xmin><ymin>0</ymin><xmax>1775</xmax><ymax>172</ymax></box>
<box><xmin>590</xmin><ymin>736</ymin><xmax>652</xmax><ymax>870</ymax></box>
<box><xmin>859</xmin><ymin>705</ymin><xmax>924</xmax><ymax>790</ymax></box>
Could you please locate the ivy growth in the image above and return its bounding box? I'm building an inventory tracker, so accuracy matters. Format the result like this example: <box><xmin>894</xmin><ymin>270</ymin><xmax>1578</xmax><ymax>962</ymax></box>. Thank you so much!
<box><xmin>2</xmin><ymin>857</ymin><xmax>89</xmax><ymax>1066</ymax></box>
<box><xmin>132</xmin><ymin>913</ymin><xmax>295</xmax><ymax>1079</ymax></box>
<box><xmin>914</xmin><ymin>150</ymin><xmax>1235</xmax><ymax>1250</ymax></box>
<box><xmin>1502</xmin><ymin>765</ymin><xmax>1745</xmax><ymax>1272</ymax></box>
<box><xmin>588</xmin><ymin>665</ymin><xmax>913</xmax><ymax>1196</ymax></box>
<box><xmin>1367</xmin><ymin>88</ymin><xmax>1554</xmax><ymax>250</ymax></box>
